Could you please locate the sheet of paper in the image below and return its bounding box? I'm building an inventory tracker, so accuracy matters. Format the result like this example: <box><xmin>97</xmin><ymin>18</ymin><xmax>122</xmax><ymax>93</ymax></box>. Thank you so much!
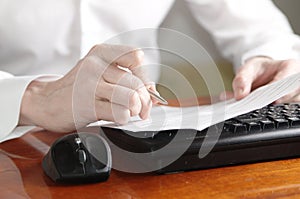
<box><xmin>96</xmin><ymin>73</ymin><xmax>300</xmax><ymax>132</ymax></box>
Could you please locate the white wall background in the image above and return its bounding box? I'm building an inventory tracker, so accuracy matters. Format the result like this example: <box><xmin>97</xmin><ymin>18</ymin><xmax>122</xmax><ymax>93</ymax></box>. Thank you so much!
<box><xmin>157</xmin><ymin>0</ymin><xmax>300</xmax><ymax>99</ymax></box>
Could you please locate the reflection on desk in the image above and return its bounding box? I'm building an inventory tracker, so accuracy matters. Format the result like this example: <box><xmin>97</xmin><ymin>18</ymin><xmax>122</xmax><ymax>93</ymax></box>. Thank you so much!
<box><xmin>2</xmin><ymin>98</ymin><xmax>300</xmax><ymax>198</ymax></box>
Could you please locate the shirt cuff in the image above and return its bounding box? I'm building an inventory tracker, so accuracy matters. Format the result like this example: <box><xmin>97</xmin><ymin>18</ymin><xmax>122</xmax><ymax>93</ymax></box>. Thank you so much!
<box><xmin>0</xmin><ymin>75</ymin><xmax>61</xmax><ymax>143</ymax></box>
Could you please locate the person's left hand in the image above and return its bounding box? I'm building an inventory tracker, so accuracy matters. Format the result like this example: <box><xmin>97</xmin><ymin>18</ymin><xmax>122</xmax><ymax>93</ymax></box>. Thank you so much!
<box><xmin>220</xmin><ymin>57</ymin><xmax>300</xmax><ymax>103</ymax></box>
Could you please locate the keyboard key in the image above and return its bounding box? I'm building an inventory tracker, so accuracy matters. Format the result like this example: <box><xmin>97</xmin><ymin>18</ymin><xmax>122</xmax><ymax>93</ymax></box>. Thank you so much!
<box><xmin>245</xmin><ymin>122</ymin><xmax>261</xmax><ymax>132</ymax></box>
<box><xmin>250</xmin><ymin>113</ymin><xmax>262</xmax><ymax>118</ymax></box>
<box><xmin>235</xmin><ymin>116</ymin><xmax>264</xmax><ymax>124</ymax></box>
<box><xmin>273</xmin><ymin>104</ymin><xmax>285</xmax><ymax>112</ymax></box>
<box><xmin>268</xmin><ymin>115</ymin><xmax>285</xmax><ymax>120</ymax></box>
<box><xmin>253</xmin><ymin>108</ymin><xmax>268</xmax><ymax>115</ymax></box>
<box><xmin>284</xmin><ymin>104</ymin><xmax>299</xmax><ymax>110</ymax></box>
<box><xmin>287</xmin><ymin>117</ymin><xmax>300</xmax><ymax>127</ymax></box>
<box><xmin>224</xmin><ymin>121</ymin><xmax>247</xmax><ymax>133</ymax></box>
<box><xmin>235</xmin><ymin>113</ymin><xmax>253</xmax><ymax>120</ymax></box>
<box><xmin>273</xmin><ymin>118</ymin><xmax>289</xmax><ymax>129</ymax></box>
<box><xmin>260</xmin><ymin>119</ymin><xmax>275</xmax><ymax>130</ymax></box>
<box><xmin>284</xmin><ymin>113</ymin><xmax>298</xmax><ymax>118</ymax></box>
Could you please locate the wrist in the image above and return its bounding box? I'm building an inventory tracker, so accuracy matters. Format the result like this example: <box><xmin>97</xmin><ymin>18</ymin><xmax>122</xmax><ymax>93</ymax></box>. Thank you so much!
<box><xmin>19</xmin><ymin>80</ymin><xmax>49</xmax><ymax>126</ymax></box>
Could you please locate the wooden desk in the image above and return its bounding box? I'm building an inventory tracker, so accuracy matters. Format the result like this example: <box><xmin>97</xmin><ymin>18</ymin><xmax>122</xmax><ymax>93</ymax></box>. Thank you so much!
<box><xmin>2</xmin><ymin>98</ymin><xmax>300</xmax><ymax>199</ymax></box>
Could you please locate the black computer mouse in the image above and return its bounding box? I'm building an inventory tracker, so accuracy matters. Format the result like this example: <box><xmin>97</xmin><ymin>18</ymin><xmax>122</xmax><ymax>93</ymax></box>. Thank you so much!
<box><xmin>42</xmin><ymin>132</ymin><xmax>111</xmax><ymax>184</ymax></box>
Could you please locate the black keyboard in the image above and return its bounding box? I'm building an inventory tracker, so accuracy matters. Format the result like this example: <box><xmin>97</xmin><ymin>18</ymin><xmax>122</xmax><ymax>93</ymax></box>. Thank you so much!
<box><xmin>101</xmin><ymin>103</ymin><xmax>300</xmax><ymax>174</ymax></box>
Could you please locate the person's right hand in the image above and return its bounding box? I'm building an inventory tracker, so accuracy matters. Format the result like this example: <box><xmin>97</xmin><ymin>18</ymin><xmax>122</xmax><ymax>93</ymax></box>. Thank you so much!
<box><xmin>19</xmin><ymin>44</ymin><xmax>156</xmax><ymax>132</ymax></box>
<box><xmin>219</xmin><ymin>57</ymin><xmax>300</xmax><ymax>103</ymax></box>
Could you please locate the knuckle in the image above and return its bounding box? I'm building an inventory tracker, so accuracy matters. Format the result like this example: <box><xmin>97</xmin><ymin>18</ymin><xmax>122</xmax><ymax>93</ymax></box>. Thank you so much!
<box><xmin>114</xmin><ymin>109</ymin><xmax>130</xmax><ymax>124</ymax></box>
<box><xmin>82</xmin><ymin>55</ymin><xmax>108</xmax><ymax>74</ymax></box>
<box><xmin>130</xmin><ymin>76</ymin><xmax>144</xmax><ymax>90</ymax></box>
<box><xmin>89</xmin><ymin>44</ymin><xmax>109</xmax><ymax>59</ymax></box>
<box><xmin>90</xmin><ymin>44</ymin><xmax>104</xmax><ymax>52</ymax></box>
<box><xmin>129</xmin><ymin>91</ymin><xmax>140</xmax><ymax>106</ymax></box>
<box><xmin>88</xmin><ymin>44</ymin><xmax>100</xmax><ymax>55</ymax></box>
<box><xmin>83</xmin><ymin>55</ymin><xmax>98</xmax><ymax>65</ymax></box>
<box><xmin>130</xmin><ymin>49</ymin><xmax>144</xmax><ymax>67</ymax></box>
<box><xmin>83</xmin><ymin>55</ymin><xmax>103</xmax><ymax>70</ymax></box>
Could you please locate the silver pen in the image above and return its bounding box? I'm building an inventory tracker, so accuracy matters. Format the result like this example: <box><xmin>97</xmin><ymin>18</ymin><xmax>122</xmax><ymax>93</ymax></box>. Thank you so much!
<box><xmin>147</xmin><ymin>89</ymin><xmax>168</xmax><ymax>105</ymax></box>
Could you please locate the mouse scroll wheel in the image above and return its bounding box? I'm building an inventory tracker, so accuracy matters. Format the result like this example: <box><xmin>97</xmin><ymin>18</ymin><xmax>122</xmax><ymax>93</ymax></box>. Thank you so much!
<box><xmin>78</xmin><ymin>149</ymin><xmax>87</xmax><ymax>164</ymax></box>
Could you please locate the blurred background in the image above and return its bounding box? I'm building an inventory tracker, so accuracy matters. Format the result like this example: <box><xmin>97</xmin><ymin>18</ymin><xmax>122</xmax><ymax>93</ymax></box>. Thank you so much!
<box><xmin>157</xmin><ymin>0</ymin><xmax>300</xmax><ymax>100</ymax></box>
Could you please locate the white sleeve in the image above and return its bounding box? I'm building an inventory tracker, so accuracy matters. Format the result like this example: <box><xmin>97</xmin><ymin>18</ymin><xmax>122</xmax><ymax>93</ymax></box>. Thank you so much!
<box><xmin>185</xmin><ymin>0</ymin><xmax>300</xmax><ymax>71</ymax></box>
<box><xmin>0</xmin><ymin>72</ymin><xmax>61</xmax><ymax>143</ymax></box>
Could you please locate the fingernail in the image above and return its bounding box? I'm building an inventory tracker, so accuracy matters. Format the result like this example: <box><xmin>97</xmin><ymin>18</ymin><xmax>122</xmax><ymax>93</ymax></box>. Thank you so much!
<box><xmin>235</xmin><ymin>88</ymin><xmax>244</xmax><ymax>99</ymax></box>
<box><xmin>237</xmin><ymin>88</ymin><xmax>244</xmax><ymax>95</ymax></box>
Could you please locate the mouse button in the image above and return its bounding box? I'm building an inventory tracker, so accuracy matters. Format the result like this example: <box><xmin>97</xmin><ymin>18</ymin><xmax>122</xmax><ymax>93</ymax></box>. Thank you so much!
<box><xmin>52</xmin><ymin>140</ymin><xmax>78</xmax><ymax>174</ymax></box>
<box><xmin>78</xmin><ymin>149</ymin><xmax>87</xmax><ymax>164</ymax></box>
<box><xmin>84</xmin><ymin>136</ymin><xmax>110</xmax><ymax>170</ymax></box>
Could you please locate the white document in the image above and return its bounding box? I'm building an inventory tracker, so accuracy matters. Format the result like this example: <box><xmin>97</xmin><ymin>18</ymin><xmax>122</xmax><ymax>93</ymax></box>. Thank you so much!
<box><xmin>98</xmin><ymin>73</ymin><xmax>300</xmax><ymax>132</ymax></box>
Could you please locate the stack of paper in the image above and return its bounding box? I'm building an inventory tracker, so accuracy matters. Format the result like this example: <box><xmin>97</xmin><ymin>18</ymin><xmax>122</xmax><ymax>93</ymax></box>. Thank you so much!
<box><xmin>99</xmin><ymin>73</ymin><xmax>300</xmax><ymax>132</ymax></box>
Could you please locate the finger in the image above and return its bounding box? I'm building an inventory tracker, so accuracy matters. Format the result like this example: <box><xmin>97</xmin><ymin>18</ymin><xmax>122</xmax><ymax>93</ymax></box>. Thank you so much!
<box><xmin>232</xmin><ymin>57</ymin><xmax>280</xmax><ymax>101</ymax></box>
<box><xmin>87</xmin><ymin>44</ymin><xmax>152</xmax><ymax>119</ymax></box>
<box><xmin>89</xmin><ymin>44</ymin><xmax>144</xmax><ymax>70</ymax></box>
<box><xmin>268</xmin><ymin>60</ymin><xmax>300</xmax><ymax>84</ymax></box>
<box><xmin>266</xmin><ymin>60</ymin><xmax>300</xmax><ymax>104</ymax></box>
<box><xmin>219</xmin><ymin>91</ymin><xmax>234</xmax><ymax>101</ymax></box>
<box><xmin>103</xmin><ymin>65</ymin><xmax>152</xmax><ymax>119</ymax></box>
<box><xmin>95</xmin><ymin>100</ymin><xmax>131</xmax><ymax>125</ymax></box>
<box><xmin>96</xmin><ymin>80</ymin><xmax>142</xmax><ymax>116</ymax></box>
<box><xmin>104</xmin><ymin>65</ymin><xmax>157</xmax><ymax>105</ymax></box>
<box><xmin>89</xmin><ymin>44</ymin><xmax>154</xmax><ymax>85</ymax></box>
<box><xmin>275</xmin><ymin>87</ymin><xmax>300</xmax><ymax>104</ymax></box>
<box><xmin>232</xmin><ymin>65</ymin><xmax>256</xmax><ymax>100</ymax></box>
<box><xmin>103</xmin><ymin>65</ymin><xmax>145</xmax><ymax>90</ymax></box>
<box><xmin>137</xmin><ymin>89</ymin><xmax>152</xmax><ymax>119</ymax></box>
<box><xmin>131</xmin><ymin>64</ymin><xmax>154</xmax><ymax>85</ymax></box>
<box><xmin>291</xmin><ymin>93</ymin><xmax>300</xmax><ymax>103</ymax></box>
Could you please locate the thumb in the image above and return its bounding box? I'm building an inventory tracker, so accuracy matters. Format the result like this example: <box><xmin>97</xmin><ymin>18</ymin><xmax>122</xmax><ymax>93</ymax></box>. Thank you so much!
<box><xmin>232</xmin><ymin>65</ymin><xmax>256</xmax><ymax>100</ymax></box>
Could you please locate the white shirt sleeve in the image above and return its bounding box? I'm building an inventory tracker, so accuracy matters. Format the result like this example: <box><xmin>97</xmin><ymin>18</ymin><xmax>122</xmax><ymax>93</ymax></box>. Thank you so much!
<box><xmin>185</xmin><ymin>0</ymin><xmax>300</xmax><ymax>71</ymax></box>
<box><xmin>0</xmin><ymin>73</ymin><xmax>61</xmax><ymax>143</ymax></box>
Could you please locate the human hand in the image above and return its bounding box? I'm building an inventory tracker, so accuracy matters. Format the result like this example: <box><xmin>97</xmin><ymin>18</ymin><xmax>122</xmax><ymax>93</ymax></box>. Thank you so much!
<box><xmin>220</xmin><ymin>57</ymin><xmax>300</xmax><ymax>103</ymax></box>
<box><xmin>19</xmin><ymin>44</ymin><xmax>157</xmax><ymax>132</ymax></box>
